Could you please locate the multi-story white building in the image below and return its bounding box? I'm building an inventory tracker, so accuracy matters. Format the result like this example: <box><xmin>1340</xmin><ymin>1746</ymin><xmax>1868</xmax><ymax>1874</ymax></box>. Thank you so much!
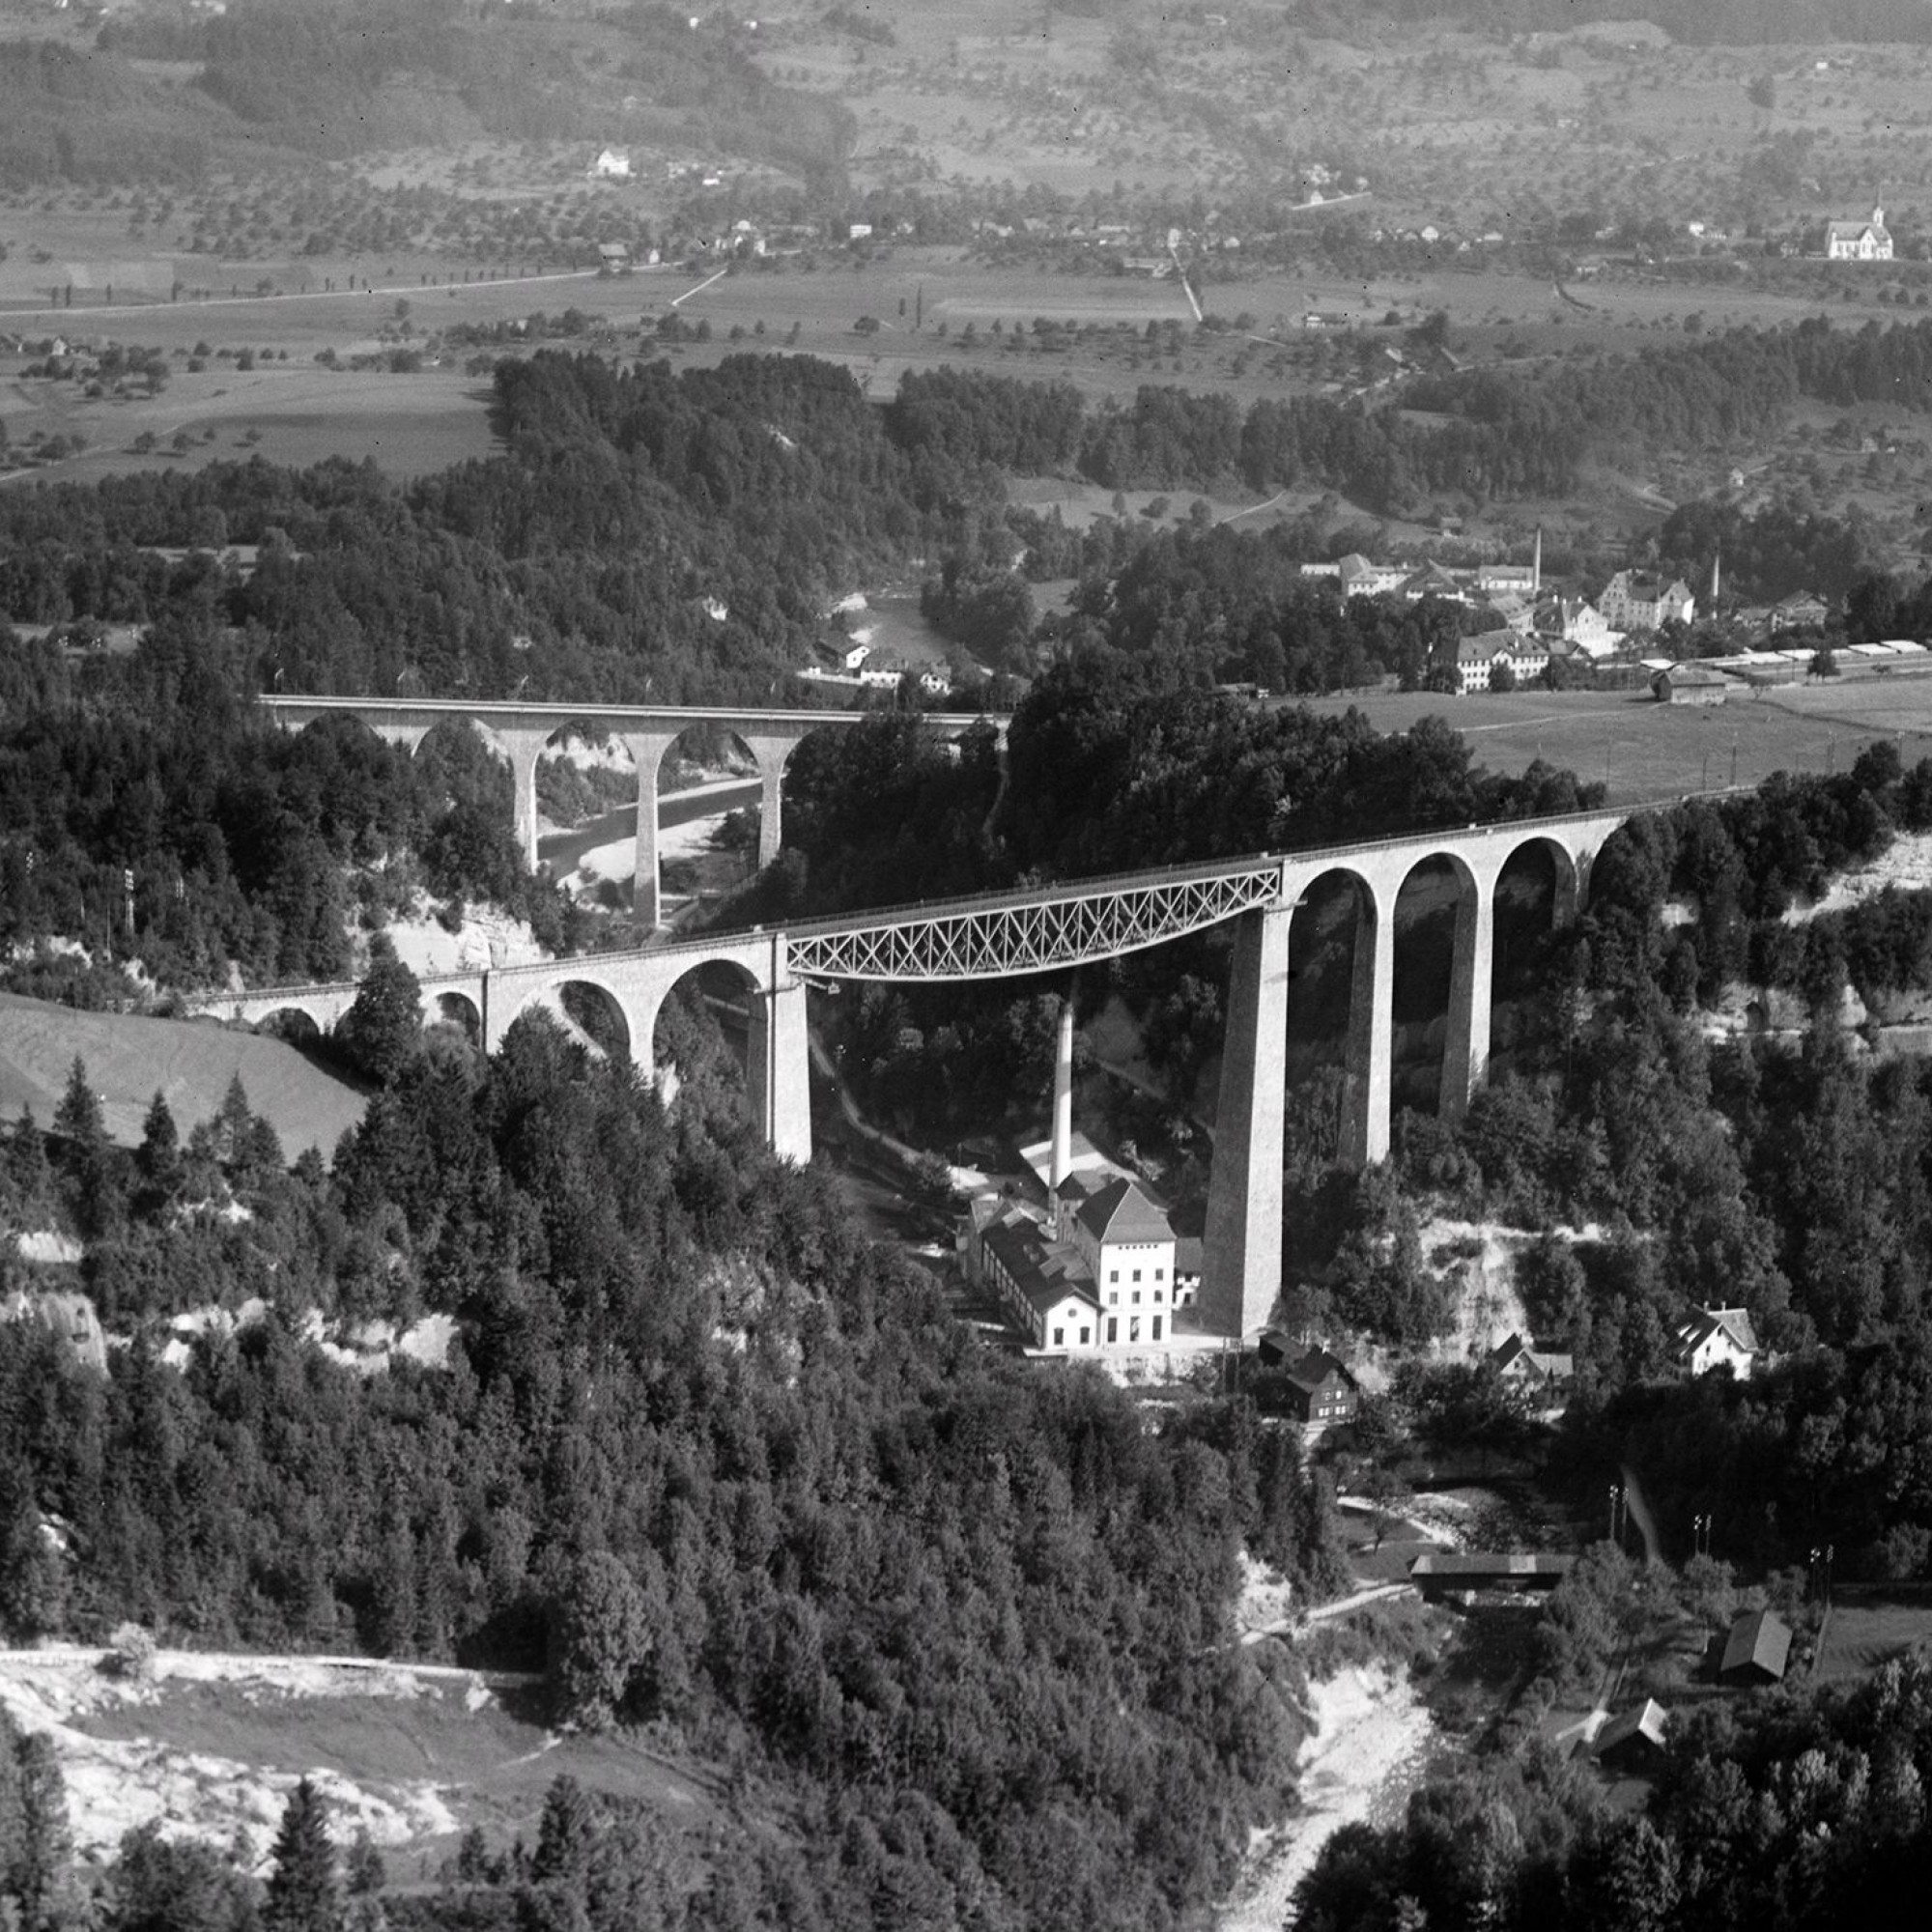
<box><xmin>973</xmin><ymin>1177</ymin><xmax>1180</xmax><ymax>1351</ymax></box>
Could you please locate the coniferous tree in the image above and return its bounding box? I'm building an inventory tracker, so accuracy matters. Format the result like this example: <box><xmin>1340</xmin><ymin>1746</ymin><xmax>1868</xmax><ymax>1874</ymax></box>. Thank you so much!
<box><xmin>263</xmin><ymin>1778</ymin><xmax>337</xmax><ymax>1932</ymax></box>
<box><xmin>12</xmin><ymin>1733</ymin><xmax>79</xmax><ymax>1932</ymax></box>
<box><xmin>334</xmin><ymin>936</ymin><xmax>424</xmax><ymax>1087</ymax></box>
<box><xmin>135</xmin><ymin>1093</ymin><xmax>182</xmax><ymax>1207</ymax></box>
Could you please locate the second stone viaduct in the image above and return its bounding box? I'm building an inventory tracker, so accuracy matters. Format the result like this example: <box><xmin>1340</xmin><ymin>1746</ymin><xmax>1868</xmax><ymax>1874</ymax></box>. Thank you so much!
<box><xmin>259</xmin><ymin>695</ymin><xmax>1005</xmax><ymax>927</ymax></box>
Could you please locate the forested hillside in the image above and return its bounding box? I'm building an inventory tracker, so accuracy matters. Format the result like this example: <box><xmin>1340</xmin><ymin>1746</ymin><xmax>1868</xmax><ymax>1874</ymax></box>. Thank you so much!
<box><xmin>0</xmin><ymin>1004</ymin><xmax>1343</xmax><ymax>1930</ymax></box>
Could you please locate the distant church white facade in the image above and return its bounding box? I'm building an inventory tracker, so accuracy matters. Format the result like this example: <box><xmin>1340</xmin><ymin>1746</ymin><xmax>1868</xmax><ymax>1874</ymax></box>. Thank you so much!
<box><xmin>1825</xmin><ymin>207</ymin><xmax>1892</xmax><ymax>262</ymax></box>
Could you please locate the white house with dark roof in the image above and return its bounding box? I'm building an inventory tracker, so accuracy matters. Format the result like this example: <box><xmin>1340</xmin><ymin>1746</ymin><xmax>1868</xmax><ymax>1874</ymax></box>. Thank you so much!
<box><xmin>1490</xmin><ymin>1332</ymin><xmax>1574</xmax><ymax>1392</ymax></box>
<box><xmin>981</xmin><ymin>1211</ymin><xmax>1102</xmax><ymax>1351</ymax></box>
<box><xmin>1678</xmin><ymin>1305</ymin><xmax>1760</xmax><ymax>1378</ymax></box>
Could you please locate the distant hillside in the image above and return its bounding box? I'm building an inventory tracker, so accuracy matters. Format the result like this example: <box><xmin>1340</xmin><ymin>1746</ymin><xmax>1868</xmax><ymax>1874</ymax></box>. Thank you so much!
<box><xmin>1352</xmin><ymin>0</ymin><xmax>1932</xmax><ymax>43</ymax></box>
<box><xmin>0</xmin><ymin>0</ymin><xmax>859</xmax><ymax>187</ymax></box>
<box><xmin>0</xmin><ymin>992</ymin><xmax>364</xmax><ymax>1158</ymax></box>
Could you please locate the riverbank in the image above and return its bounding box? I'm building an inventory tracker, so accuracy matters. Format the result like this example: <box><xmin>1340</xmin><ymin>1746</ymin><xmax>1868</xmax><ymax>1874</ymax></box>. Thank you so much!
<box><xmin>1216</xmin><ymin>1663</ymin><xmax>1435</xmax><ymax>1931</ymax></box>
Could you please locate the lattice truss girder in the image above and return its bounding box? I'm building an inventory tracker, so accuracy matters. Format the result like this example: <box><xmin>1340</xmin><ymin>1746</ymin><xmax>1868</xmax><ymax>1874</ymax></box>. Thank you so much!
<box><xmin>789</xmin><ymin>867</ymin><xmax>1285</xmax><ymax>980</ymax></box>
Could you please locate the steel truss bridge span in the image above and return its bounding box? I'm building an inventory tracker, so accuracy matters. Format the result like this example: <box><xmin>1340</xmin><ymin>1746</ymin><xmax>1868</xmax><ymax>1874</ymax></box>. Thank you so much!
<box><xmin>781</xmin><ymin>855</ymin><xmax>1290</xmax><ymax>981</ymax></box>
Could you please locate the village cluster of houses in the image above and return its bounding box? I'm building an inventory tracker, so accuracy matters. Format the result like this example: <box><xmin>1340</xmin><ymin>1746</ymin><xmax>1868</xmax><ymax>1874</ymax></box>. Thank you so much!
<box><xmin>1300</xmin><ymin>544</ymin><xmax>1925</xmax><ymax>700</ymax></box>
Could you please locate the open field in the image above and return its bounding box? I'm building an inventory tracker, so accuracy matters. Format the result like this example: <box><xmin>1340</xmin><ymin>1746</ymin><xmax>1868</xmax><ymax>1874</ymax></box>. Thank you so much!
<box><xmin>1295</xmin><ymin>679</ymin><xmax>1932</xmax><ymax>807</ymax></box>
<box><xmin>1814</xmin><ymin>1589</ymin><xmax>1932</xmax><ymax>1687</ymax></box>
<box><xmin>1</xmin><ymin>231</ymin><xmax>1919</xmax><ymax>518</ymax></box>
<box><xmin>0</xmin><ymin>991</ymin><xmax>365</xmax><ymax>1157</ymax></box>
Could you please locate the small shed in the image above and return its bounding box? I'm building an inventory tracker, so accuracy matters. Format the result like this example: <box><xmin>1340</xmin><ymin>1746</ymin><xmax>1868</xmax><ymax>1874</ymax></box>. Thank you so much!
<box><xmin>1719</xmin><ymin>1607</ymin><xmax>1792</xmax><ymax>1686</ymax></box>
<box><xmin>1594</xmin><ymin>1697</ymin><xmax>1669</xmax><ymax>1771</ymax></box>
<box><xmin>1653</xmin><ymin>662</ymin><xmax>1730</xmax><ymax>706</ymax></box>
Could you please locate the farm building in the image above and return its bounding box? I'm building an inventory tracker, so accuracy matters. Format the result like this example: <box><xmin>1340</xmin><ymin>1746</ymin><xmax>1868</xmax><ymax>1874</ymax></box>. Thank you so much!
<box><xmin>589</xmin><ymin>147</ymin><xmax>633</xmax><ymax>180</ymax></box>
<box><xmin>1594</xmin><ymin>1698</ymin><xmax>1669</xmax><ymax>1772</ymax></box>
<box><xmin>1652</xmin><ymin>663</ymin><xmax>1730</xmax><ymax>705</ymax></box>
<box><xmin>1720</xmin><ymin>1607</ymin><xmax>1792</xmax><ymax>1686</ymax></box>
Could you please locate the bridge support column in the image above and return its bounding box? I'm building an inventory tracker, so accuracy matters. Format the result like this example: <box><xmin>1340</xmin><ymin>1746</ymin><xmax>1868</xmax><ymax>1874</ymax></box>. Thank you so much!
<box><xmin>621</xmin><ymin>734</ymin><xmax>673</xmax><ymax>927</ymax></box>
<box><xmin>1202</xmin><ymin>905</ymin><xmax>1291</xmax><ymax>1340</ymax></box>
<box><xmin>1440</xmin><ymin>870</ymin><xmax>1495</xmax><ymax>1122</ymax></box>
<box><xmin>749</xmin><ymin>974</ymin><xmax>812</xmax><ymax>1166</ymax></box>
<box><xmin>497</xmin><ymin>728</ymin><xmax>550</xmax><ymax>873</ymax></box>
<box><xmin>741</xmin><ymin>734</ymin><xmax>799</xmax><ymax>872</ymax></box>
<box><xmin>1341</xmin><ymin>884</ymin><xmax>1395</xmax><ymax>1167</ymax></box>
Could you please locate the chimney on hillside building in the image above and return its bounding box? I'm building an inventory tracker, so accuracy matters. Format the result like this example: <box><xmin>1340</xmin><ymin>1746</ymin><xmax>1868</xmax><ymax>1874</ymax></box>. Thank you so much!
<box><xmin>1050</xmin><ymin>995</ymin><xmax>1075</xmax><ymax>1227</ymax></box>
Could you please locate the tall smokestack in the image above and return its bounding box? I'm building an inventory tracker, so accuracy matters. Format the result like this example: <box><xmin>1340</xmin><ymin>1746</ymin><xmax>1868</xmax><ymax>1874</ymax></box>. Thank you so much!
<box><xmin>1050</xmin><ymin>994</ymin><xmax>1075</xmax><ymax>1208</ymax></box>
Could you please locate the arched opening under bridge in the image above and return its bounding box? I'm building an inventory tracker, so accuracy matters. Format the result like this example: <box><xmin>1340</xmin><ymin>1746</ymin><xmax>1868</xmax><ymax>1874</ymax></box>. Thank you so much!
<box><xmin>1285</xmin><ymin>867</ymin><xmax>1379</xmax><ymax>1168</ymax></box>
<box><xmin>1391</xmin><ymin>851</ymin><xmax>1481</xmax><ymax>1122</ymax></box>
<box><xmin>429</xmin><ymin>989</ymin><xmax>482</xmax><ymax>1045</ymax></box>
<box><xmin>650</xmin><ymin>959</ymin><xmax>763</xmax><ymax>1128</ymax></box>
<box><xmin>1489</xmin><ymin>837</ymin><xmax>1582</xmax><ymax>1083</ymax></box>
<box><xmin>255</xmin><ymin>1007</ymin><xmax>324</xmax><ymax>1046</ymax></box>
<box><xmin>656</xmin><ymin>723</ymin><xmax>766</xmax><ymax>918</ymax></box>
<box><xmin>535</xmin><ymin>724</ymin><xmax>642</xmax><ymax>909</ymax></box>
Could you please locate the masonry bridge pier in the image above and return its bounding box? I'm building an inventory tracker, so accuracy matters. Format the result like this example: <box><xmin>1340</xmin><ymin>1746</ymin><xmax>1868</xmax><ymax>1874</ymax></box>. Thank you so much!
<box><xmin>260</xmin><ymin>696</ymin><xmax>1005</xmax><ymax>927</ymax></box>
<box><xmin>197</xmin><ymin>803</ymin><xmax>1641</xmax><ymax>1339</ymax></box>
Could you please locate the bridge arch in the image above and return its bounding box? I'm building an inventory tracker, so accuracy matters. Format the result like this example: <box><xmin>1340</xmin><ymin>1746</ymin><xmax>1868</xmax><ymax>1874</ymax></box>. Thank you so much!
<box><xmin>1284</xmin><ymin>866</ymin><xmax>1383</xmax><ymax>1165</ymax></box>
<box><xmin>499</xmin><ymin>975</ymin><xmax>640</xmax><ymax>1064</ymax></box>
<box><xmin>253</xmin><ymin>1005</ymin><xmax>327</xmax><ymax>1045</ymax></box>
<box><xmin>646</xmin><ymin>958</ymin><xmax>762</xmax><ymax>1124</ymax></box>
<box><xmin>426</xmin><ymin>987</ymin><xmax>483</xmax><ymax>1044</ymax></box>
<box><xmin>1390</xmin><ymin>848</ymin><xmax>1486</xmax><ymax>1124</ymax></box>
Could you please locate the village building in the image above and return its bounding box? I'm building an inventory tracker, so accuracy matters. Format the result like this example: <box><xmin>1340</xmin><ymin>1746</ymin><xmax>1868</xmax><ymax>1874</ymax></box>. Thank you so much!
<box><xmin>1679</xmin><ymin>1305</ymin><xmax>1760</xmax><ymax>1378</ymax></box>
<box><xmin>1549</xmin><ymin>598</ymin><xmax>1625</xmax><ymax>659</ymax></box>
<box><xmin>589</xmin><ymin>147</ymin><xmax>632</xmax><ymax>180</ymax></box>
<box><xmin>1334</xmin><ymin>554</ymin><xmax>1408</xmax><ymax>599</ymax></box>
<box><xmin>1767</xmin><ymin>590</ymin><xmax>1830</xmax><ymax>633</ymax></box>
<box><xmin>1823</xmin><ymin>207</ymin><xmax>1892</xmax><ymax>262</ymax></box>
<box><xmin>1453</xmin><ymin>628</ymin><xmax>1534</xmax><ymax>694</ymax></box>
<box><xmin>1265</xmin><ymin>1343</ymin><xmax>1360</xmax><ymax>1429</ymax></box>
<box><xmin>1489</xmin><ymin>1332</ymin><xmax>1574</xmax><ymax>1395</ymax></box>
<box><xmin>1719</xmin><ymin>1607</ymin><xmax>1792</xmax><ymax>1686</ymax></box>
<box><xmin>1601</xmin><ymin>570</ymin><xmax>1696</xmax><ymax>634</ymax></box>
<box><xmin>1399</xmin><ymin>560</ymin><xmax>1468</xmax><ymax>604</ymax></box>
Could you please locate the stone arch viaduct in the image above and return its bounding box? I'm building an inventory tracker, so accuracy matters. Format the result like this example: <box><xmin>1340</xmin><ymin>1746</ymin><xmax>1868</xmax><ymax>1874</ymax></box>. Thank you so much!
<box><xmin>195</xmin><ymin>767</ymin><xmax>1642</xmax><ymax>1340</ymax></box>
<box><xmin>259</xmin><ymin>696</ymin><xmax>1007</xmax><ymax>927</ymax></box>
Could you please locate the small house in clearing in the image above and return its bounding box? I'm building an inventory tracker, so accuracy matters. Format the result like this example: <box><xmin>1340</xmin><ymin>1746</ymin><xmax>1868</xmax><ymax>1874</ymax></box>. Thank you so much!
<box><xmin>1719</xmin><ymin>1607</ymin><xmax>1792</xmax><ymax>1687</ymax></box>
<box><xmin>1679</xmin><ymin>1305</ymin><xmax>1760</xmax><ymax>1378</ymax></box>
<box><xmin>590</xmin><ymin>148</ymin><xmax>633</xmax><ymax>181</ymax></box>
